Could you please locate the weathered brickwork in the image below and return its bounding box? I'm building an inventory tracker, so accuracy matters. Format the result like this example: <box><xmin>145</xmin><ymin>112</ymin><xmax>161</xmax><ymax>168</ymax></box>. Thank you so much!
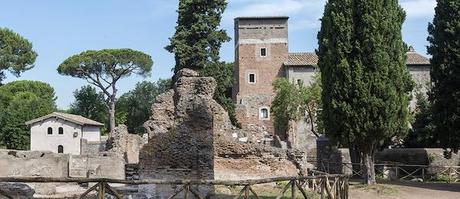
<box><xmin>233</xmin><ymin>17</ymin><xmax>432</xmax><ymax>150</ymax></box>
<box><xmin>233</xmin><ymin>17</ymin><xmax>289</xmax><ymax>138</ymax></box>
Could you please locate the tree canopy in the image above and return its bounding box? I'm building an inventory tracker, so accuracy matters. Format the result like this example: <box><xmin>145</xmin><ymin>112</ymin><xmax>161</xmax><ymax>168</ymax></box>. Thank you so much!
<box><xmin>69</xmin><ymin>85</ymin><xmax>107</xmax><ymax>130</ymax></box>
<box><xmin>428</xmin><ymin>0</ymin><xmax>460</xmax><ymax>152</ymax></box>
<box><xmin>166</xmin><ymin>0</ymin><xmax>230</xmax><ymax>73</ymax></box>
<box><xmin>57</xmin><ymin>48</ymin><xmax>153</xmax><ymax>133</ymax></box>
<box><xmin>201</xmin><ymin>62</ymin><xmax>239</xmax><ymax>127</ymax></box>
<box><xmin>117</xmin><ymin>79</ymin><xmax>171</xmax><ymax>134</ymax></box>
<box><xmin>404</xmin><ymin>91</ymin><xmax>437</xmax><ymax>148</ymax></box>
<box><xmin>271</xmin><ymin>73</ymin><xmax>322</xmax><ymax>139</ymax></box>
<box><xmin>0</xmin><ymin>28</ymin><xmax>37</xmax><ymax>84</ymax></box>
<box><xmin>317</xmin><ymin>0</ymin><xmax>413</xmax><ymax>184</ymax></box>
<box><xmin>0</xmin><ymin>80</ymin><xmax>56</xmax><ymax>149</ymax></box>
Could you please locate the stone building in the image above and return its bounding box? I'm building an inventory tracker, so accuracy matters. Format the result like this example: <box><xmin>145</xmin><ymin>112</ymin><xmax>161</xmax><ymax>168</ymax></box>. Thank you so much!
<box><xmin>232</xmin><ymin>16</ymin><xmax>431</xmax><ymax>149</ymax></box>
<box><xmin>26</xmin><ymin>112</ymin><xmax>104</xmax><ymax>155</ymax></box>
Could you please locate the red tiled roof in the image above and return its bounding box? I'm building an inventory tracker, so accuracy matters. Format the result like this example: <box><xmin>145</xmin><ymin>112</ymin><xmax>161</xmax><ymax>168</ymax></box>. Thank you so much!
<box><xmin>25</xmin><ymin>112</ymin><xmax>104</xmax><ymax>126</ymax></box>
<box><xmin>285</xmin><ymin>51</ymin><xmax>430</xmax><ymax>66</ymax></box>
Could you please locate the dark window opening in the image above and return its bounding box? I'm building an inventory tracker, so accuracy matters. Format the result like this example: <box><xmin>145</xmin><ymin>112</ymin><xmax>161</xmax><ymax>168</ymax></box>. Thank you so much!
<box><xmin>261</xmin><ymin>48</ymin><xmax>267</xmax><ymax>57</ymax></box>
<box><xmin>249</xmin><ymin>74</ymin><xmax>256</xmax><ymax>83</ymax></box>
<box><xmin>58</xmin><ymin>127</ymin><xmax>64</xmax><ymax>135</ymax></box>
<box><xmin>47</xmin><ymin>127</ymin><xmax>53</xmax><ymax>135</ymax></box>
<box><xmin>260</xmin><ymin>108</ymin><xmax>269</xmax><ymax>119</ymax></box>
<box><xmin>58</xmin><ymin>145</ymin><xmax>64</xmax><ymax>153</ymax></box>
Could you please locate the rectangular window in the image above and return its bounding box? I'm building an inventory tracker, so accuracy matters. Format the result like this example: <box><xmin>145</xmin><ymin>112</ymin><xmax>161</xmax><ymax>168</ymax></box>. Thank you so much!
<box><xmin>260</xmin><ymin>48</ymin><xmax>267</xmax><ymax>57</ymax></box>
<box><xmin>248</xmin><ymin>73</ymin><xmax>256</xmax><ymax>84</ymax></box>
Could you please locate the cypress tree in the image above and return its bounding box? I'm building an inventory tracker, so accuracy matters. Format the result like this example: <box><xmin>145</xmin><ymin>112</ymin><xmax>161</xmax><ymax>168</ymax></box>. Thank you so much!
<box><xmin>166</xmin><ymin>0</ymin><xmax>230</xmax><ymax>73</ymax></box>
<box><xmin>428</xmin><ymin>0</ymin><xmax>460</xmax><ymax>152</ymax></box>
<box><xmin>318</xmin><ymin>0</ymin><xmax>413</xmax><ymax>184</ymax></box>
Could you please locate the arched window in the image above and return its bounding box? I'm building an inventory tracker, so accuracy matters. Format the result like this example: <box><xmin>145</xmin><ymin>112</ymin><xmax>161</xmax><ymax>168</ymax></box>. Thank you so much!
<box><xmin>260</xmin><ymin>108</ymin><xmax>270</xmax><ymax>120</ymax></box>
<box><xmin>58</xmin><ymin>127</ymin><xmax>64</xmax><ymax>135</ymax></box>
<box><xmin>58</xmin><ymin>145</ymin><xmax>64</xmax><ymax>153</ymax></box>
<box><xmin>47</xmin><ymin>127</ymin><xmax>53</xmax><ymax>135</ymax></box>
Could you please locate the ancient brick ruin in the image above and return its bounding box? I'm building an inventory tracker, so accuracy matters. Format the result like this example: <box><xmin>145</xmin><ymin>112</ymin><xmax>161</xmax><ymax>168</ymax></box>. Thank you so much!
<box><xmin>140</xmin><ymin>69</ymin><xmax>311</xmax><ymax>184</ymax></box>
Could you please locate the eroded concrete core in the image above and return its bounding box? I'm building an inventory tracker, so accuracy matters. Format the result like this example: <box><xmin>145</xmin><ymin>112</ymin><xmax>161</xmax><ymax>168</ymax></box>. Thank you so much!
<box><xmin>140</xmin><ymin>69</ymin><xmax>311</xmax><ymax>183</ymax></box>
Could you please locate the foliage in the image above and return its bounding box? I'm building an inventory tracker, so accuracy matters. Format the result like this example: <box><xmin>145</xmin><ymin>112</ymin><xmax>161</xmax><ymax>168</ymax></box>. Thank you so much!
<box><xmin>0</xmin><ymin>81</ymin><xmax>56</xmax><ymax>149</ymax></box>
<box><xmin>57</xmin><ymin>48</ymin><xmax>153</xmax><ymax>133</ymax></box>
<box><xmin>201</xmin><ymin>62</ymin><xmax>240</xmax><ymax>127</ymax></box>
<box><xmin>427</xmin><ymin>0</ymin><xmax>460</xmax><ymax>152</ymax></box>
<box><xmin>68</xmin><ymin>85</ymin><xmax>108</xmax><ymax>131</ymax></box>
<box><xmin>0</xmin><ymin>28</ymin><xmax>37</xmax><ymax>84</ymax></box>
<box><xmin>404</xmin><ymin>91</ymin><xmax>438</xmax><ymax>148</ymax></box>
<box><xmin>165</xmin><ymin>0</ymin><xmax>230</xmax><ymax>73</ymax></box>
<box><xmin>271</xmin><ymin>73</ymin><xmax>322</xmax><ymax>137</ymax></box>
<box><xmin>317</xmin><ymin>0</ymin><xmax>413</xmax><ymax>184</ymax></box>
<box><xmin>116</xmin><ymin>79</ymin><xmax>171</xmax><ymax>134</ymax></box>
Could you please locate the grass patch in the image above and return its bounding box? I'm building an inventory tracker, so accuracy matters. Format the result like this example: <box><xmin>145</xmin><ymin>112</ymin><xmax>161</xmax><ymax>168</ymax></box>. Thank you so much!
<box><xmin>352</xmin><ymin>184</ymin><xmax>399</xmax><ymax>196</ymax></box>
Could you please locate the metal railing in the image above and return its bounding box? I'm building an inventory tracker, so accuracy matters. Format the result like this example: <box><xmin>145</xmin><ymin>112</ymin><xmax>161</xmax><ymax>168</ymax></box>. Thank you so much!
<box><xmin>0</xmin><ymin>175</ymin><xmax>350</xmax><ymax>199</ymax></box>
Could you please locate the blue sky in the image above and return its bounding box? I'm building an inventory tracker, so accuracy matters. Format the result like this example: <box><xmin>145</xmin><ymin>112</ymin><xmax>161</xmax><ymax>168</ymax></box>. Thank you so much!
<box><xmin>0</xmin><ymin>0</ymin><xmax>436</xmax><ymax>109</ymax></box>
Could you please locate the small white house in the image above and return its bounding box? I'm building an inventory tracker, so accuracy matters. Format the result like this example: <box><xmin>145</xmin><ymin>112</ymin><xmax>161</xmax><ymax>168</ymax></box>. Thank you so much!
<box><xmin>26</xmin><ymin>112</ymin><xmax>104</xmax><ymax>155</ymax></box>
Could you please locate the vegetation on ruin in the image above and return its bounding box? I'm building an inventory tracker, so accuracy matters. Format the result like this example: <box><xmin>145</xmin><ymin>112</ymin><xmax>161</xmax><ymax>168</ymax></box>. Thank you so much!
<box><xmin>57</xmin><ymin>48</ymin><xmax>153</xmax><ymax>133</ymax></box>
<box><xmin>201</xmin><ymin>61</ymin><xmax>240</xmax><ymax>127</ymax></box>
<box><xmin>116</xmin><ymin>79</ymin><xmax>172</xmax><ymax>134</ymax></box>
<box><xmin>0</xmin><ymin>80</ymin><xmax>56</xmax><ymax>149</ymax></box>
<box><xmin>271</xmin><ymin>73</ymin><xmax>322</xmax><ymax>137</ymax></box>
<box><xmin>428</xmin><ymin>0</ymin><xmax>460</xmax><ymax>153</ymax></box>
<box><xmin>165</xmin><ymin>0</ymin><xmax>230</xmax><ymax>74</ymax></box>
<box><xmin>0</xmin><ymin>28</ymin><xmax>37</xmax><ymax>84</ymax></box>
<box><xmin>317</xmin><ymin>0</ymin><xmax>414</xmax><ymax>184</ymax></box>
<box><xmin>166</xmin><ymin>0</ymin><xmax>239</xmax><ymax>126</ymax></box>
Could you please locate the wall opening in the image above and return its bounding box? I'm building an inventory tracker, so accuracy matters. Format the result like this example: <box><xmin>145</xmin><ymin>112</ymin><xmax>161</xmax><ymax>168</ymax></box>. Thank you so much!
<box><xmin>260</xmin><ymin>107</ymin><xmax>270</xmax><ymax>120</ymax></box>
<box><xmin>260</xmin><ymin>48</ymin><xmax>267</xmax><ymax>57</ymax></box>
<box><xmin>58</xmin><ymin>145</ymin><xmax>64</xmax><ymax>153</ymax></box>
<box><xmin>58</xmin><ymin>127</ymin><xmax>64</xmax><ymax>135</ymax></box>
<box><xmin>47</xmin><ymin>127</ymin><xmax>53</xmax><ymax>135</ymax></box>
<box><xmin>248</xmin><ymin>73</ymin><xmax>256</xmax><ymax>84</ymax></box>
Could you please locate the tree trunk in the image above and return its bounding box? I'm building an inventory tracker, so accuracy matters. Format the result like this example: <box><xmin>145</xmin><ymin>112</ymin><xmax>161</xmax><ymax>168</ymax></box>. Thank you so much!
<box><xmin>363</xmin><ymin>152</ymin><xmax>376</xmax><ymax>185</ymax></box>
<box><xmin>108</xmin><ymin>101</ymin><xmax>116</xmax><ymax>134</ymax></box>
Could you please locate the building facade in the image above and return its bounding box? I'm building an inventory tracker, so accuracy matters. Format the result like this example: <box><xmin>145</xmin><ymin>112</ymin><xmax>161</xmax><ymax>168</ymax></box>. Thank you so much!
<box><xmin>232</xmin><ymin>16</ymin><xmax>431</xmax><ymax>148</ymax></box>
<box><xmin>26</xmin><ymin>112</ymin><xmax>103</xmax><ymax>155</ymax></box>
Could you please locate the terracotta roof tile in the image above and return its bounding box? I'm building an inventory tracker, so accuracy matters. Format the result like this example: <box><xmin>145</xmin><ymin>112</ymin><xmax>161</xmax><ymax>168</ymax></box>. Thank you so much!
<box><xmin>285</xmin><ymin>52</ymin><xmax>318</xmax><ymax>66</ymax></box>
<box><xmin>285</xmin><ymin>51</ymin><xmax>430</xmax><ymax>66</ymax></box>
<box><xmin>25</xmin><ymin>112</ymin><xmax>104</xmax><ymax>126</ymax></box>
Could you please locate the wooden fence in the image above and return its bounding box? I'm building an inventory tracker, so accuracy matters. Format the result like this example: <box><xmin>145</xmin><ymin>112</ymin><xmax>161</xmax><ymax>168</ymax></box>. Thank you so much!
<box><xmin>0</xmin><ymin>175</ymin><xmax>349</xmax><ymax>199</ymax></box>
<box><xmin>319</xmin><ymin>161</ymin><xmax>460</xmax><ymax>182</ymax></box>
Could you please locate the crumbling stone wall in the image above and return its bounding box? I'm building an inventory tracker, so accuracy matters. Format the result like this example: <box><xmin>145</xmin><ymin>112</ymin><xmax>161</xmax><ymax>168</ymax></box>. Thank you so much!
<box><xmin>140</xmin><ymin>69</ymin><xmax>216</xmax><ymax>180</ymax></box>
<box><xmin>316</xmin><ymin>137</ymin><xmax>352</xmax><ymax>175</ymax></box>
<box><xmin>106</xmin><ymin>125</ymin><xmax>146</xmax><ymax>164</ymax></box>
<box><xmin>80</xmin><ymin>139</ymin><xmax>106</xmax><ymax>155</ymax></box>
<box><xmin>0</xmin><ymin>149</ymin><xmax>125</xmax><ymax>196</ymax></box>
<box><xmin>376</xmin><ymin>148</ymin><xmax>460</xmax><ymax>175</ymax></box>
<box><xmin>140</xmin><ymin>69</ymin><xmax>311</xmax><ymax>185</ymax></box>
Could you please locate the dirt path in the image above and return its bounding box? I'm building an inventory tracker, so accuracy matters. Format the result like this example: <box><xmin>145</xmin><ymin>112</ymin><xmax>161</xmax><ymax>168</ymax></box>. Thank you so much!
<box><xmin>350</xmin><ymin>181</ymin><xmax>460</xmax><ymax>199</ymax></box>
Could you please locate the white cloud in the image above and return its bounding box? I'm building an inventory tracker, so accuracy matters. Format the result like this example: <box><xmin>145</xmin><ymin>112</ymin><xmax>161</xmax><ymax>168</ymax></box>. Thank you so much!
<box><xmin>400</xmin><ymin>0</ymin><xmax>436</xmax><ymax>19</ymax></box>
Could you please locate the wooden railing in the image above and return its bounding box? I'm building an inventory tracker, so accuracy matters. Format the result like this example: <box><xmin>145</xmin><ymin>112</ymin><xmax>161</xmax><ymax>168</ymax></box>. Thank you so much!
<box><xmin>0</xmin><ymin>174</ymin><xmax>349</xmax><ymax>199</ymax></box>
<box><xmin>318</xmin><ymin>161</ymin><xmax>460</xmax><ymax>182</ymax></box>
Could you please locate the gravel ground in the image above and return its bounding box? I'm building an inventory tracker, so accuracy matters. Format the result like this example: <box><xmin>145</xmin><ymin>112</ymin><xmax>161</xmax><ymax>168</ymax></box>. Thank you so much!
<box><xmin>349</xmin><ymin>181</ymin><xmax>460</xmax><ymax>199</ymax></box>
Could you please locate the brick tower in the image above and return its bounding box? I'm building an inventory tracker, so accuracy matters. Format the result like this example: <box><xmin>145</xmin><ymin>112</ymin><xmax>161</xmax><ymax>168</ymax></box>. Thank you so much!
<box><xmin>233</xmin><ymin>16</ymin><xmax>289</xmax><ymax>138</ymax></box>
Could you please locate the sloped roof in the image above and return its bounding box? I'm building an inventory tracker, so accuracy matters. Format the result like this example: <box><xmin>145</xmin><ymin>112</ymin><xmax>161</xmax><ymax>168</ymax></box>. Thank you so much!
<box><xmin>235</xmin><ymin>16</ymin><xmax>289</xmax><ymax>20</ymax></box>
<box><xmin>285</xmin><ymin>52</ymin><xmax>318</xmax><ymax>66</ymax></box>
<box><xmin>25</xmin><ymin>112</ymin><xmax>104</xmax><ymax>126</ymax></box>
<box><xmin>285</xmin><ymin>51</ymin><xmax>430</xmax><ymax>66</ymax></box>
<box><xmin>406</xmin><ymin>51</ymin><xmax>431</xmax><ymax>65</ymax></box>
